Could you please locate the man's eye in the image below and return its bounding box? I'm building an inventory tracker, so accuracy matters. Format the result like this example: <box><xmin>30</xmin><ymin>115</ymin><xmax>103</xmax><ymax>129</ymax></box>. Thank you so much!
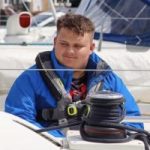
<box><xmin>61</xmin><ymin>43</ymin><xmax>68</xmax><ymax>46</ymax></box>
<box><xmin>75</xmin><ymin>45</ymin><xmax>82</xmax><ymax>49</ymax></box>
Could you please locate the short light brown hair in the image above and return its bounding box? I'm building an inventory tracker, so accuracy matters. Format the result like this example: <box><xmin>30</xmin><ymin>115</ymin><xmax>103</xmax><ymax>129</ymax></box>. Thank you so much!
<box><xmin>57</xmin><ymin>13</ymin><xmax>95</xmax><ymax>36</ymax></box>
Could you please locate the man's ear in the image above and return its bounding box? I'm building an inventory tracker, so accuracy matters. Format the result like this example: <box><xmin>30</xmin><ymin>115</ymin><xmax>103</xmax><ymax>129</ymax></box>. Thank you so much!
<box><xmin>90</xmin><ymin>42</ymin><xmax>95</xmax><ymax>53</ymax></box>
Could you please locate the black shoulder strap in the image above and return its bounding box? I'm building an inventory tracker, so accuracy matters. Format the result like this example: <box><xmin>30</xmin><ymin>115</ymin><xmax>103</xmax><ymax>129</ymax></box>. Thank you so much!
<box><xmin>35</xmin><ymin>51</ymin><xmax>68</xmax><ymax>101</ymax></box>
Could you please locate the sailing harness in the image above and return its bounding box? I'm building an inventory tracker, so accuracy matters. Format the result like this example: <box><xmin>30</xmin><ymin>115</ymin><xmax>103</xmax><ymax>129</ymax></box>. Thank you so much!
<box><xmin>35</xmin><ymin>51</ymin><xmax>88</xmax><ymax>125</ymax></box>
<box><xmin>35</xmin><ymin>51</ymin><xmax>150</xmax><ymax>150</ymax></box>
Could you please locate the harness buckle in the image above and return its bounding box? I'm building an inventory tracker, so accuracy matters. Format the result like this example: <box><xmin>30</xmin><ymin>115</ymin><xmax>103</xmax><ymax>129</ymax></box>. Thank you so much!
<box><xmin>58</xmin><ymin>118</ymin><xmax>68</xmax><ymax>125</ymax></box>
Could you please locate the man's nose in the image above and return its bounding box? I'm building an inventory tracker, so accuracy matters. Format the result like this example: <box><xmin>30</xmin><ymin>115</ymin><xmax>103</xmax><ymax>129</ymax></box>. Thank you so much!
<box><xmin>67</xmin><ymin>46</ymin><xmax>75</xmax><ymax>53</ymax></box>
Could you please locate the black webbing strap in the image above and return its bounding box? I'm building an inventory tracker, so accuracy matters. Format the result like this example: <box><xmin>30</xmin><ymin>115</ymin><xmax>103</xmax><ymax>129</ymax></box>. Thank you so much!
<box><xmin>35</xmin><ymin>51</ymin><xmax>67</xmax><ymax>101</ymax></box>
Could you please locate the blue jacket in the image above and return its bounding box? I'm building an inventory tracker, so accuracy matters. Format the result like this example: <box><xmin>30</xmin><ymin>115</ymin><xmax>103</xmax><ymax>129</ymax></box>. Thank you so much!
<box><xmin>5</xmin><ymin>50</ymin><xmax>143</xmax><ymax>137</ymax></box>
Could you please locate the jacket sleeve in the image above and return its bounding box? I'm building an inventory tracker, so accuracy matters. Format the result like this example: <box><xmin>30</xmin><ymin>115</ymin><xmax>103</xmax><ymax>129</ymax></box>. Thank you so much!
<box><xmin>5</xmin><ymin>70</ymin><xmax>64</xmax><ymax>137</ymax></box>
<box><xmin>5</xmin><ymin>72</ymin><xmax>37</xmax><ymax>123</ymax></box>
<box><xmin>103</xmin><ymin>72</ymin><xmax>144</xmax><ymax>129</ymax></box>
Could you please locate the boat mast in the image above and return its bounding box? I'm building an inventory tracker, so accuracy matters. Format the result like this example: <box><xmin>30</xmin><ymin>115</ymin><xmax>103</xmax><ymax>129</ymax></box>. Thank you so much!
<box><xmin>48</xmin><ymin>0</ymin><xmax>57</xmax><ymax>24</ymax></box>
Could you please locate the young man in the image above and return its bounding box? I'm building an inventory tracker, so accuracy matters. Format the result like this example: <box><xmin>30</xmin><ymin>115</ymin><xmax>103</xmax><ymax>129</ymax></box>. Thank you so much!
<box><xmin>5</xmin><ymin>14</ymin><xmax>143</xmax><ymax>137</ymax></box>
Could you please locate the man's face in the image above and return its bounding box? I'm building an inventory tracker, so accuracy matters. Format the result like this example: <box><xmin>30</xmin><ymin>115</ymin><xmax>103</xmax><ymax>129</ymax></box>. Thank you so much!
<box><xmin>54</xmin><ymin>28</ymin><xmax>95</xmax><ymax>69</ymax></box>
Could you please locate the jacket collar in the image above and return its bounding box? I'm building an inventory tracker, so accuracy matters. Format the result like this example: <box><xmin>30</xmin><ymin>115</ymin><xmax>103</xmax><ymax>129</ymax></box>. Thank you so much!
<box><xmin>50</xmin><ymin>49</ymin><xmax>110</xmax><ymax>92</ymax></box>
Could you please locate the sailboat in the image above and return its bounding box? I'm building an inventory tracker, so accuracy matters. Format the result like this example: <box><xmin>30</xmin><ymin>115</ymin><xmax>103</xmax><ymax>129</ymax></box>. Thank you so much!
<box><xmin>0</xmin><ymin>0</ymin><xmax>150</xmax><ymax>149</ymax></box>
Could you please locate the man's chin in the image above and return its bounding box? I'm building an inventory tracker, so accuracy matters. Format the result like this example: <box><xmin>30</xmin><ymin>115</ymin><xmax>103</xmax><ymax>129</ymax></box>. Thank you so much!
<box><xmin>64</xmin><ymin>64</ymin><xmax>74</xmax><ymax>69</ymax></box>
<box><xmin>62</xmin><ymin>63</ymin><xmax>76</xmax><ymax>69</ymax></box>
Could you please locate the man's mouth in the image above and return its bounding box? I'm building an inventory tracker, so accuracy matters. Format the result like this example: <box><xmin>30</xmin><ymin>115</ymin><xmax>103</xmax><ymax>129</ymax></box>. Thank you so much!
<box><xmin>64</xmin><ymin>56</ymin><xmax>76</xmax><ymax>59</ymax></box>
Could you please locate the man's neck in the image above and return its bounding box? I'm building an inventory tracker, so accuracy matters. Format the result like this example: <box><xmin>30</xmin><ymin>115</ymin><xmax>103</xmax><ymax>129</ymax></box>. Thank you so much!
<box><xmin>73</xmin><ymin>71</ymin><xmax>85</xmax><ymax>79</ymax></box>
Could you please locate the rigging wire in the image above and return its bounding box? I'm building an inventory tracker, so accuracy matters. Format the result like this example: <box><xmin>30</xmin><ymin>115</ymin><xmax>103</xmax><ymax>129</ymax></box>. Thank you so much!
<box><xmin>1</xmin><ymin>68</ymin><xmax>150</xmax><ymax>87</ymax></box>
<box><xmin>1</xmin><ymin>68</ymin><xmax>150</xmax><ymax>71</ymax></box>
